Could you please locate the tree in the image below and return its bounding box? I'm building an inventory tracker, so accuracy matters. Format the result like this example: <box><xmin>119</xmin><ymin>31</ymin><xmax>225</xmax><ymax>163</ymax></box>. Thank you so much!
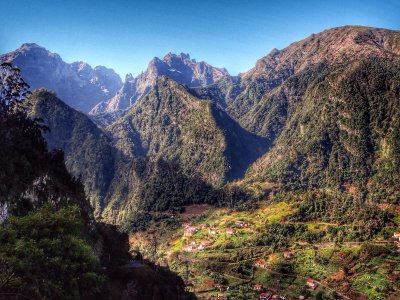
<box><xmin>0</xmin><ymin>205</ymin><xmax>105</xmax><ymax>299</ymax></box>
<box><xmin>0</xmin><ymin>62</ymin><xmax>30</xmax><ymax>113</ymax></box>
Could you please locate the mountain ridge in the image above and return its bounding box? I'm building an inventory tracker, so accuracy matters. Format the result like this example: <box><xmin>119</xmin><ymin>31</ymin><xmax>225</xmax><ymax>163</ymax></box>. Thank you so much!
<box><xmin>90</xmin><ymin>52</ymin><xmax>229</xmax><ymax>114</ymax></box>
<box><xmin>0</xmin><ymin>43</ymin><xmax>122</xmax><ymax>112</ymax></box>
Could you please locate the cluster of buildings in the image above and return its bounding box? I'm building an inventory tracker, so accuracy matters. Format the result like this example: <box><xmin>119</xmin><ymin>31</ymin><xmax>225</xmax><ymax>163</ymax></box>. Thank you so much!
<box><xmin>183</xmin><ymin>239</ymin><xmax>213</xmax><ymax>252</ymax></box>
<box><xmin>253</xmin><ymin>278</ymin><xmax>317</xmax><ymax>300</ymax></box>
<box><xmin>183</xmin><ymin>222</ymin><xmax>207</xmax><ymax>236</ymax></box>
<box><xmin>207</xmin><ymin>226</ymin><xmax>237</xmax><ymax>235</ymax></box>
<box><xmin>182</xmin><ymin>220</ymin><xmax>252</xmax><ymax>252</ymax></box>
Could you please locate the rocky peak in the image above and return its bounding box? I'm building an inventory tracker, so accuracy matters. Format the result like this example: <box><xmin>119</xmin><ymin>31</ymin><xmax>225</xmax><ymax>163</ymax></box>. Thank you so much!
<box><xmin>91</xmin><ymin>53</ymin><xmax>229</xmax><ymax>114</ymax></box>
<box><xmin>162</xmin><ymin>52</ymin><xmax>193</xmax><ymax>63</ymax></box>
<box><xmin>124</xmin><ymin>73</ymin><xmax>134</xmax><ymax>81</ymax></box>
<box><xmin>1</xmin><ymin>43</ymin><xmax>61</xmax><ymax>63</ymax></box>
<box><xmin>1</xmin><ymin>43</ymin><xmax>122</xmax><ymax>112</ymax></box>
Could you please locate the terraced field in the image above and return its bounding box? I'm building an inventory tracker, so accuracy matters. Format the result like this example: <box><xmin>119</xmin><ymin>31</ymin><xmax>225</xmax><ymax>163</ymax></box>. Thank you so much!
<box><xmin>129</xmin><ymin>200</ymin><xmax>400</xmax><ymax>299</ymax></box>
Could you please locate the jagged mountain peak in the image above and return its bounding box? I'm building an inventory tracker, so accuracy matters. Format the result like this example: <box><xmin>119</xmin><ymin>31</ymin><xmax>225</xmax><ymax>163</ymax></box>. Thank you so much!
<box><xmin>1</xmin><ymin>44</ymin><xmax>123</xmax><ymax>112</ymax></box>
<box><xmin>91</xmin><ymin>52</ymin><xmax>229</xmax><ymax>115</ymax></box>
<box><xmin>162</xmin><ymin>52</ymin><xmax>193</xmax><ymax>62</ymax></box>
<box><xmin>125</xmin><ymin>73</ymin><xmax>134</xmax><ymax>81</ymax></box>
<box><xmin>19</xmin><ymin>42</ymin><xmax>47</xmax><ymax>51</ymax></box>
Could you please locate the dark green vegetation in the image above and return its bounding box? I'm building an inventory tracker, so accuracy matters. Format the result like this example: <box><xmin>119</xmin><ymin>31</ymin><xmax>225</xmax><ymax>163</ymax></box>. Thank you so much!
<box><xmin>193</xmin><ymin>26</ymin><xmax>400</xmax><ymax>203</ymax></box>
<box><xmin>0</xmin><ymin>62</ymin><xmax>102</xmax><ymax>299</ymax></box>
<box><xmin>246</xmin><ymin>59</ymin><xmax>400</xmax><ymax>199</ymax></box>
<box><xmin>0</xmin><ymin>63</ymin><xmax>194</xmax><ymax>300</ymax></box>
<box><xmin>124</xmin><ymin>26</ymin><xmax>400</xmax><ymax>299</ymax></box>
<box><xmin>108</xmin><ymin>77</ymin><xmax>267</xmax><ymax>184</ymax></box>
<box><xmin>27</xmin><ymin>89</ymin><xmax>116</xmax><ymax>215</ymax></box>
<box><xmin>103</xmin><ymin>77</ymin><xmax>267</xmax><ymax>224</ymax></box>
<box><xmin>28</xmin><ymin>77</ymin><xmax>267</xmax><ymax>225</ymax></box>
<box><xmin>0</xmin><ymin>64</ymin><xmax>92</xmax><ymax>219</ymax></box>
<box><xmin>0</xmin><ymin>205</ymin><xmax>104</xmax><ymax>299</ymax></box>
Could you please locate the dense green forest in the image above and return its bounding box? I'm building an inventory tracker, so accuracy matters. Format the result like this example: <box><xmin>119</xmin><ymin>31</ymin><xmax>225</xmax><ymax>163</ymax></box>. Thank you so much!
<box><xmin>246</xmin><ymin>58</ymin><xmax>400</xmax><ymax>201</ymax></box>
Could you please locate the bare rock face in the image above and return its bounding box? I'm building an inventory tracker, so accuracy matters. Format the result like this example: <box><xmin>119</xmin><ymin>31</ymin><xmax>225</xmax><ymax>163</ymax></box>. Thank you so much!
<box><xmin>90</xmin><ymin>53</ymin><xmax>229</xmax><ymax>114</ymax></box>
<box><xmin>0</xmin><ymin>43</ymin><xmax>122</xmax><ymax>112</ymax></box>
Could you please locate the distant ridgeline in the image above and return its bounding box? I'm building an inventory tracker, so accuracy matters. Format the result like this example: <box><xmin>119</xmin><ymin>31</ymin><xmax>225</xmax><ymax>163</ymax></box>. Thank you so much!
<box><xmin>3</xmin><ymin>25</ymin><xmax>399</xmax><ymax>229</ymax></box>
<box><xmin>0</xmin><ymin>63</ymin><xmax>195</xmax><ymax>300</ymax></box>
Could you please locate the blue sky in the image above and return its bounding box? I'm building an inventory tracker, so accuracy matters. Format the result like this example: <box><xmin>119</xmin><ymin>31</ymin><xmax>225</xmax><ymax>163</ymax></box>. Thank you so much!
<box><xmin>1</xmin><ymin>0</ymin><xmax>399</xmax><ymax>77</ymax></box>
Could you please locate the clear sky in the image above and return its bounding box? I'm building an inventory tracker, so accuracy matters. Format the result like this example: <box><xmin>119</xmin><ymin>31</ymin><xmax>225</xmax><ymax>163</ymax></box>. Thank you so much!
<box><xmin>1</xmin><ymin>0</ymin><xmax>399</xmax><ymax>78</ymax></box>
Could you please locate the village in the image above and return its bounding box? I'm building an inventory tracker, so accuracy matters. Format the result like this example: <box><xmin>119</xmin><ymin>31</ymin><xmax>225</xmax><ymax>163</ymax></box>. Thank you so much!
<box><xmin>160</xmin><ymin>201</ymin><xmax>400</xmax><ymax>300</ymax></box>
<box><xmin>182</xmin><ymin>220</ymin><xmax>249</xmax><ymax>252</ymax></box>
<box><xmin>179</xmin><ymin>219</ymin><xmax>323</xmax><ymax>300</ymax></box>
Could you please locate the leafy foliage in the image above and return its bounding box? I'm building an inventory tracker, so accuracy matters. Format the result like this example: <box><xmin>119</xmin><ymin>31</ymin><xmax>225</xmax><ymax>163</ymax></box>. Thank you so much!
<box><xmin>0</xmin><ymin>205</ymin><xmax>105</xmax><ymax>299</ymax></box>
<box><xmin>256</xmin><ymin>223</ymin><xmax>307</xmax><ymax>250</ymax></box>
<box><xmin>0</xmin><ymin>62</ymin><xmax>30</xmax><ymax>112</ymax></box>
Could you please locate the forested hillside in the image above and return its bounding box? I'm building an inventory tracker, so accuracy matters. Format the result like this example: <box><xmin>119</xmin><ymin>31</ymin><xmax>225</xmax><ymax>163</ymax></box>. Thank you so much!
<box><xmin>0</xmin><ymin>62</ymin><xmax>194</xmax><ymax>300</ymax></box>
<box><xmin>193</xmin><ymin>26</ymin><xmax>400</xmax><ymax>201</ymax></box>
<box><xmin>101</xmin><ymin>77</ymin><xmax>267</xmax><ymax>224</ymax></box>
<box><xmin>246</xmin><ymin>58</ymin><xmax>400</xmax><ymax>200</ymax></box>
<box><xmin>27</xmin><ymin>89</ymin><xmax>116</xmax><ymax>215</ymax></box>
<box><xmin>19</xmin><ymin>26</ymin><xmax>400</xmax><ymax>230</ymax></box>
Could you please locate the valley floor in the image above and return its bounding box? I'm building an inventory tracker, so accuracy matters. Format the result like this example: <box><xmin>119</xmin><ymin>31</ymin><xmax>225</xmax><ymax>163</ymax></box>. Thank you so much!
<box><xmin>128</xmin><ymin>200</ymin><xmax>400</xmax><ymax>300</ymax></box>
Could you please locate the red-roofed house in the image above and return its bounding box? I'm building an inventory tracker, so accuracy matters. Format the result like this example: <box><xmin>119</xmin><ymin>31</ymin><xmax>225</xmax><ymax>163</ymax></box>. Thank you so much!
<box><xmin>254</xmin><ymin>258</ymin><xmax>266</xmax><ymax>268</ymax></box>
<box><xmin>306</xmin><ymin>278</ymin><xmax>318</xmax><ymax>289</ymax></box>
<box><xmin>283</xmin><ymin>251</ymin><xmax>295</xmax><ymax>259</ymax></box>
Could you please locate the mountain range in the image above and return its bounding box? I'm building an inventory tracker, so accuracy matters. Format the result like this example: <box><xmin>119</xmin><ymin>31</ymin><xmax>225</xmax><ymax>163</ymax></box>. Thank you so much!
<box><xmin>90</xmin><ymin>52</ymin><xmax>229</xmax><ymax>114</ymax></box>
<box><xmin>0</xmin><ymin>43</ymin><xmax>123</xmax><ymax>112</ymax></box>
<box><xmin>3</xmin><ymin>25</ymin><xmax>400</xmax><ymax>225</ymax></box>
